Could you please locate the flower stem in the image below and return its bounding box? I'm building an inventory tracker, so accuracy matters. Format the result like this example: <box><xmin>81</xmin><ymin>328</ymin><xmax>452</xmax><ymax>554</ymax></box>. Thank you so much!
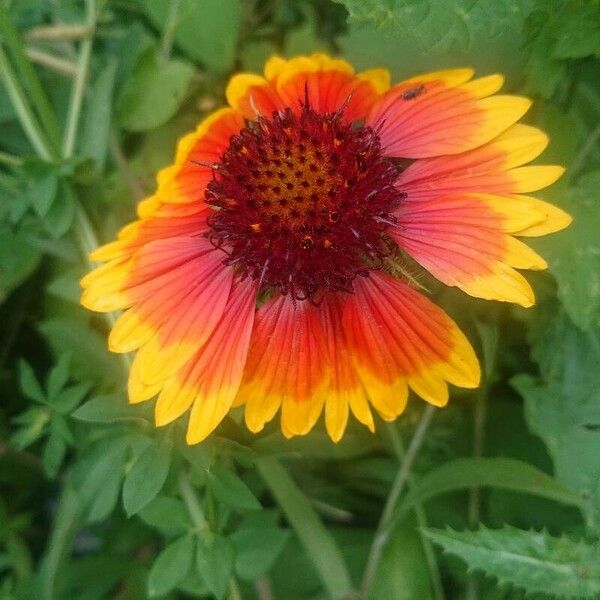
<box><xmin>361</xmin><ymin>405</ymin><xmax>436</xmax><ymax>597</ymax></box>
<box><xmin>384</xmin><ymin>421</ymin><xmax>445</xmax><ymax>600</ymax></box>
<box><xmin>178</xmin><ymin>470</ymin><xmax>209</xmax><ymax>531</ymax></box>
<box><xmin>62</xmin><ymin>0</ymin><xmax>96</xmax><ymax>159</ymax></box>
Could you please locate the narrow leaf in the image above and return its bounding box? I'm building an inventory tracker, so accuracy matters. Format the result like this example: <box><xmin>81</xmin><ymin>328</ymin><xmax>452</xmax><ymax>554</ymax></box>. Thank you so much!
<box><xmin>398</xmin><ymin>458</ymin><xmax>584</xmax><ymax>519</ymax></box>
<box><xmin>256</xmin><ymin>457</ymin><xmax>353</xmax><ymax>599</ymax></box>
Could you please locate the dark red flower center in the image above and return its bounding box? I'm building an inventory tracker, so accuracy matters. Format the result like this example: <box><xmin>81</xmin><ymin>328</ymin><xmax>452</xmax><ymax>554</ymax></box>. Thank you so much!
<box><xmin>204</xmin><ymin>104</ymin><xmax>402</xmax><ymax>300</ymax></box>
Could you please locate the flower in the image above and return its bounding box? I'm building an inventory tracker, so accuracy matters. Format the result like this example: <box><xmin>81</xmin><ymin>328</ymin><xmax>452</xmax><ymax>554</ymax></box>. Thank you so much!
<box><xmin>81</xmin><ymin>53</ymin><xmax>571</xmax><ymax>444</ymax></box>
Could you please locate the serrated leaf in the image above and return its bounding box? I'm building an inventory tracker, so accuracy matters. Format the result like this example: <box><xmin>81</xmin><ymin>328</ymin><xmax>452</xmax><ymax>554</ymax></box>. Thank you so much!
<box><xmin>117</xmin><ymin>47</ymin><xmax>194</xmax><ymax>132</ymax></box>
<box><xmin>231</xmin><ymin>527</ymin><xmax>290</xmax><ymax>580</ymax></box>
<box><xmin>196</xmin><ymin>534</ymin><xmax>234</xmax><ymax>600</ymax></box>
<box><xmin>123</xmin><ymin>439</ymin><xmax>172</xmax><ymax>516</ymax></box>
<box><xmin>515</xmin><ymin>304</ymin><xmax>600</xmax><ymax>531</ymax></box>
<box><xmin>147</xmin><ymin>535</ymin><xmax>194</xmax><ymax>597</ymax></box>
<box><xmin>208</xmin><ymin>465</ymin><xmax>261</xmax><ymax>511</ymax></box>
<box><xmin>423</xmin><ymin>526</ymin><xmax>600</xmax><ymax>598</ymax></box>
<box><xmin>138</xmin><ymin>496</ymin><xmax>191</xmax><ymax>536</ymax></box>
<box><xmin>334</xmin><ymin>0</ymin><xmax>535</xmax><ymax>53</ymax></box>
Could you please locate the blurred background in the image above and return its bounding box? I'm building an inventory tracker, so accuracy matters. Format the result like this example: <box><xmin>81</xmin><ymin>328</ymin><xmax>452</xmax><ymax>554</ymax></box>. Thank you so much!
<box><xmin>1</xmin><ymin>0</ymin><xmax>599</xmax><ymax>599</ymax></box>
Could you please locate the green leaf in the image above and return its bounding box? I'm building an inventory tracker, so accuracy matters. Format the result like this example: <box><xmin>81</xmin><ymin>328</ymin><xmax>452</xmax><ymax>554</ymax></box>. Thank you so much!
<box><xmin>18</xmin><ymin>360</ymin><xmax>45</xmax><ymax>403</ymax></box>
<box><xmin>79</xmin><ymin>60</ymin><xmax>117</xmax><ymax>173</ymax></box>
<box><xmin>397</xmin><ymin>457</ymin><xmax>584</xmax><ymax>518</ymax></box>
<box><xmin>537</xmin><ymin>171</ymin><xmax>600</xmax><ymax>332</ymax></box>
<box><xmin>372</xmin><ymin>519</ymin><xmax>434</xmax><ymax>600</ymax></box>
<box><xmin>140</xmin><ymin>0</ymin><xmax>242</xmax><ymax>72</ymax></box>
<box><xmin>117</xmin><ymin>47</ymin><xmax>194</xmax><ymax>132</ymax></box>
<box><xmin>196</xmin><ymin>534</ymin><xmax>234</xmax><ymax>600</ymax></box>
<box><xmin>138</xmin><ymin>496</ymin><xmax>191</xmax><ymax>536</ymax></box>
<box><xmin>552</xmin><ymin>4</ymin><xmax>600</xmax><ymax>60</ymax></box>
<box><xmin>46</xmin><ymin>354</ymin><xmax>71</xmax><ymax>401</ymax></box>
<box><xmin>515</xmin><ymin>304</ymin><xmax>600</xmax><ymax>531</ymax></box>
<box><xmin>72</xmin><ymin>393</ymin><xmax>145</xmax><ymax>423</ymax></box>
<box><xmin>256</xmin><ymin>457</ymin><xmax>353</xmax><ymax>599</ymax></box>
<box><xmin>123</xmin><ymin>438</ymin><xmax>172</xmax><ymax>516</ymax></box>
<box><xmin>42</xmin><ymin>181</ymin><xmax>75</xmax><ymax>239</ymax></box>
<box><xmin>147</xmin><ymin>535</ymin><xmax>194</xmax><ymax>597</ymax></box>
<box><xmin>10</xmin><ymin>406</ymin><xmax>50</xmax><ymax>450</ymax></box>
<box><xmin>423</xmin><ymin>526</ymin><xmax>600</xmax><ymax>598</ymax></box>
<box><xmin>39</xmin><ymin>317</ymin><xmax>123</xmax><ymax>385</ymax></box>
<box><xmin>42</xmin><ymin>427</ymin><xmax>67</xmax><ymax>478</ymax></box>
<box><xmin>334</xmin><ymin>0</ymin><xmax>536</xmax><ymax>53</ymax></box>
<box><xmin>208</xmin><ymin>465</ymin><xmax>261</xmax><ymax>511</ymax></box>
<box><xmin>23</xmin><ymin>164</ymin><xmax>58</xmax><ymax>217</ymax></box>
<box><xmin>72</xmin><ymin>437</ymin><xmax>129</xmax><ymax>523</ymax></box>
<box><xmin>231</xmin><ymin>527</ymin><xmax>290</xmax><ymax>580</ymax></box>
<box><xmin>50</xmin><ymin>382</ymin><xmax>92</xmax><ymax>415</ymax></box>
<box><xmin>0</xmin><ymin>224</ymin><xmax>42</xmax><ymax>300</ymax></box>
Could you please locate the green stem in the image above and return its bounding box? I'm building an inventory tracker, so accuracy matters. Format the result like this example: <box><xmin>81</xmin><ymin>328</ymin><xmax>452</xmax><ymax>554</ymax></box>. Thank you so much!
<box><xmin>178</xmin><ymin>470</ymin><xmax>209</xmax><ymax>532</ymax></box>
<box><xmin>256</xmin><ymin>456</ymin><xmax>353</xmax><ymax>600</ymax></box>
<box><xmin>62</xmin><ymin>0</ymin><xmax>96</xmax><ymax>159</ymax></box>
<box><xmin>384</xmin><ymin>423</ymin><xmax>445</xmax><ymax>600</ymax></box>
<box><xmin>0</xmin><ymin>5</ymin><xmax>61</xmax><ymax>150</ymax></box>
<box><xmin>361</xmin><ymin>405</ymin><xmax>436</xmax><ymax>598</ymax></box>
<box><xmin>0</xmin><ymin>45</ymin><xmax>55</xmax><ymax>161</ymax></box>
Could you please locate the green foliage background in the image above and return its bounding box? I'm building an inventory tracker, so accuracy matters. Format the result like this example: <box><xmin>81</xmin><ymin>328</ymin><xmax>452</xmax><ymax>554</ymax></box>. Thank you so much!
<box><xmin>1</xmin><ymin>0</ymin><xmax>599</xmax><ymax>598</ymax></box>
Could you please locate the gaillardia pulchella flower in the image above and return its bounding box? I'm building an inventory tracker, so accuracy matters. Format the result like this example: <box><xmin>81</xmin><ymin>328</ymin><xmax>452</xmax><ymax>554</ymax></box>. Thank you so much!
<box><xmin>81</xmin><ymin>54</ymin><xmax>571</xmax><ymax>443</ymax></box>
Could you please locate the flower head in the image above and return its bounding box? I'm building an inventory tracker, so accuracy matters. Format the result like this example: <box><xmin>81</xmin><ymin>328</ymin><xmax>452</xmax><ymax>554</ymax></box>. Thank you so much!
<box><xmin>81</xmin><ymin>54</ymin><xmax>571</xmax><ymax>443</ymax></box>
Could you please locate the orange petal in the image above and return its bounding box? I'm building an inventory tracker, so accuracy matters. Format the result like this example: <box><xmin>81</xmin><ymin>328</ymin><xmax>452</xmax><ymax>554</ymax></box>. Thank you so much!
<box><xmin>343</xmin><ymin>273</ymin><xmax>480</xmax><ymax>413</ymax></box>
<box><xmin>319</xmin><ymin>294</ymin><xmax>373</xmax><ymax>442</ymax></box>
<box><xmin>368</xmin><ymin>71</ymin><xmax>532</xmax><ymax>158</ymax></box>
<box><xmin>392</xmin><ymin>195</ymin><xmax>546</xmax><ymax>307</ymax></box>
<box><xmin>155</xmin><ymin>108</ymin><xmax>244</xmax><ymax>205</ymax></box>
<box><xmin>396</xmin><ymin>124</ymin><xmax>562</xmax><ymax>204</ymax></box>
<box><xmin>271</xmin><ymin>53</ymin><xmax>385</xmax><ymax>122</ymax></box>
<box><xmin>132</xmin><ymin>253</ymin><xmax>232</xmax><ymax>386</ymax></box>
<box><xmin>226</xmin><ymin>73</ymin><xmax>285</xmax><ymax>118</ymax></box>
<box><xmin>151</xmin><ymin>279</ymin><xmax>257</xmax><ymax>443</ymax></box>
<box><xmin>239</xmin><ymin>294</ymin><xmax>329</xmax><ymax>437</ymax></box>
